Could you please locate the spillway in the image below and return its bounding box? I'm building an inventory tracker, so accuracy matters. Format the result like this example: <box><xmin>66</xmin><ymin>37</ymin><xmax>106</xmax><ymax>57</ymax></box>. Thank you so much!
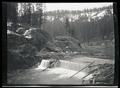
<box><xmin>8</xmin><ymin>57</ymin><xmax>114</xmax><ymax>84</ymax></box>
<box><xmin>35</xmin><ymin>59</ymin><xmax>92</xmax><ymax>79</ymax></box>
<box><xmin>36</xmin><ymin>59</ymin><xmax>89</xmax><ymax>72</ymax></box>
<box><xmin>59</xmin><ymin>60</ymin><xmax>87</xmax><ymax>71</ymax></box>
<box><xmin>35</xmin><ymin>60</ymin><xmax>50</xmax><ymax>70</ymax></box>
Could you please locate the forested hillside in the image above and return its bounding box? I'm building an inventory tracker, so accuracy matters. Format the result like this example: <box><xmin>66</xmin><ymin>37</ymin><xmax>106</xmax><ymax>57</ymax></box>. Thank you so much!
<box><xmin>43</xmin><ymin>5</ymin><xmax>114</xmax><ymax>43</ymax></box>
<box><xmin>9</xmin><ymin>3</ymin><xmax>114</xmax><ymax>44</ymax></box>
<box><xmin>6</xmin><ymin>3</ymin><xmax>115</xmax><ymax>84</ymax></box>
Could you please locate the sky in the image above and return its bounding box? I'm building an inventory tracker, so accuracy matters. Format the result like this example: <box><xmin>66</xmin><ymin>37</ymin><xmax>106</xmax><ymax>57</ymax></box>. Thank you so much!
<box><xmin>44</xmin><ymin>3</ymin><xmax>113</xmax><ymax>12</ymax></box>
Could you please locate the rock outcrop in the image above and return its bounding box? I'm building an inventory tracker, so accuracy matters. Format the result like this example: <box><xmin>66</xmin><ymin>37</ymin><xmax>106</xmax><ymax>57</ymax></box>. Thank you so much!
<box><xmin>7</xmin><ymin>28</ymin><xmax>50</xmax><ymax>72</ymax></box>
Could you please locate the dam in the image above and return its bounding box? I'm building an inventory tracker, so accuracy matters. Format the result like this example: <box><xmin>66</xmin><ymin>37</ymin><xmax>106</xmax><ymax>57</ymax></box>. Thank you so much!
<box><xmin>35</xmin><ymin>59</ymin><xmax>94</xmax><ymax>82</ymax></box>
<box><xmin>7</xmin><ymin>56</ymin><xmax>114</xmax><ymax>84</ymax></box>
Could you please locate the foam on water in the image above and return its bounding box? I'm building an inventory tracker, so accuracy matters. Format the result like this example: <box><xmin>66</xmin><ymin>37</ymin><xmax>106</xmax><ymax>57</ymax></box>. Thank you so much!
<box><xmin>35</xmin><ymin>59</ymin><xmax>93</xmax><ymax>80</ymax></box>
<box><xmin>47</xmin><ymin>67</ymin><xmax>93</xmax><ymax>80</ymax></box>
<box><xmin>35</xmin><ymin>59</ymin><xmax>87</xmax><ymax>71</ymax></box>
<box><xmin>35</xmin><ymin>60</ymin><xmax>50</xmax><ymax>70</ymax></box>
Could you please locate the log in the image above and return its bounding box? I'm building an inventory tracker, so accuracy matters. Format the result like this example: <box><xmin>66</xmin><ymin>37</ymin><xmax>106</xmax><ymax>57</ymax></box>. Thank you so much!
<box><xmin>69</xmin><ymin>61</ymin><xmax>95</xmax><ymax>78</ymax></box>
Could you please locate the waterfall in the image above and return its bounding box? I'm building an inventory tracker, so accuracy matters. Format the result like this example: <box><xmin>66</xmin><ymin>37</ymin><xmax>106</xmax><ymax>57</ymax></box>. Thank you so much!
<box><xmin>35</xmin><ymin>60</ymin><xmax>50</xmax><ymax>70</ymax></box>
<box><xmin>36</xmin><ymin>59</ymin><xmax>89</xmax><ymax>72</ymax></box>
<box><xmin>35</xmin><ymin>59</ymin><xmax>93</xmax><ymax>80</ymax></box>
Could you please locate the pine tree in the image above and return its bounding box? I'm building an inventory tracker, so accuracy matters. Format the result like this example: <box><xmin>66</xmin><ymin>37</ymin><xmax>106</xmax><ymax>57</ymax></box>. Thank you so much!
<box><xmin>7</xmin><ymin>2</ymin><xmax>18</xmax><ymax>32</ymax></box>
<box><xmin>65</xmin><ymin>18</ymin><xmax>70</xmax><ymax>36</ymax></box>
<box><xmin>36</xmin><ymin>3</ymin><xmax>43</xmax><ymax>29</ymax></box>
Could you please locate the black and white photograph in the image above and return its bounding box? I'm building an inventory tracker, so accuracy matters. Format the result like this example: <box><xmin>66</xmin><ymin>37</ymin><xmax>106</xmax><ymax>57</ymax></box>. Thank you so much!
<box><xmin>5</xmin><ymin>2</ymin><xmax>116</xmax><ymax>85</ymax></box>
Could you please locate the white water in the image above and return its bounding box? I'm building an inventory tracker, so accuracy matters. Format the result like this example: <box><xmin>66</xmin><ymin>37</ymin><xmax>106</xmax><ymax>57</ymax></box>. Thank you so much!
<box><xmin>47</xmin><ymin>68</ymin><xmax>93</xmax><ymax>80</ymax></box>
<box><xmin>35</xmin><ymin>59</ymin><xmax>93</xmax><ymax>80</ymax></box>
<box><xmin>35</xmin><ymin>60</ymin><xmax>50</xmax><ymax>70</ymax></box>
<box><xmin>8</xmin><ymin>57</ymin><xmax>113</xmax><ymax>84</ymax></box>
<box><xmin>35</xmin><ymin>59</ymin><xmax>87</xmax><ymax>71</ymax></box>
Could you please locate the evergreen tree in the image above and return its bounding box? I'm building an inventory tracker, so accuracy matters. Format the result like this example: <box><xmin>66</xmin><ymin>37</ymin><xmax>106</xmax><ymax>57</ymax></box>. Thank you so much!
<box><xmin>7</xmin><ymin>2</ymin><xmax>18</xmax><ymax>32</ymax></box>
<box><xmin>36</xmin><ymin>3</ymin><xmax>43</xmax><ymax>29</ymax></box>
<box><xmin>65</xmin><ymin>18</ymin><xmax>70</xmax><ymax>36</ymax></box>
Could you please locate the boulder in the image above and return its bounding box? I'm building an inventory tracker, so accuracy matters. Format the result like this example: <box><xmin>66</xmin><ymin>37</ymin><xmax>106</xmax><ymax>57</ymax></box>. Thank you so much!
<box><xmin>23</xmin><ymin>28</ymin><xmax>51</xmax><ymax>50</ymax></box>
<box><xmin>7</xmin><ymin>30</ymin><xmax>29</xmax><ymax>49</ymax></box>
<box><xmin>53</xmin><ymin>36</ymin><xmax>82</xmax><ymax>53</ymax></box>
<box><xmin>7</xmin><ymin>29</ymin><xmax>51</xmax><ymax>72</ymax></box>
<box><xmin>36</xmin><ymin>36</ymin><xmax>82</xmax><ymax>60</ymax></box>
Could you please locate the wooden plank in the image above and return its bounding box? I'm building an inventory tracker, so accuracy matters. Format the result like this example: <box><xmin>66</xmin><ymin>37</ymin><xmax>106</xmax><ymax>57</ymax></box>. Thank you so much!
<box><xmin>81</xmin><ymin>65</ymin><xmax>114</xmax><ymax>83</ymax></box>
<box><xmin>69</xmin><ymin>61</ymin><xmax>95</xmax><ymax>78</ymax></box>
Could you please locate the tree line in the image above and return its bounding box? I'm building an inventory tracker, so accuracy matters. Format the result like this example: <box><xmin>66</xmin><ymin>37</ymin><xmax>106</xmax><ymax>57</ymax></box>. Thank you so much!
<box><xmin>6</xmin><ymin>3</ymin><xmax>114</xmax><ymax>44</ymax></box>
<box><xmin>7</xmin><ymin>3</ymin><xmax>44</xmax><ymax>31</ymax></box>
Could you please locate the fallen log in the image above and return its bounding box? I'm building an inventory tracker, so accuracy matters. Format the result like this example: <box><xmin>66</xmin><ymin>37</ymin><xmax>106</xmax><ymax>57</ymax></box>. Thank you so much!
<box><xmin>69</xmin><ymin>61</ymin><xmax>95</xmax><ymax>78</ymax></box>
